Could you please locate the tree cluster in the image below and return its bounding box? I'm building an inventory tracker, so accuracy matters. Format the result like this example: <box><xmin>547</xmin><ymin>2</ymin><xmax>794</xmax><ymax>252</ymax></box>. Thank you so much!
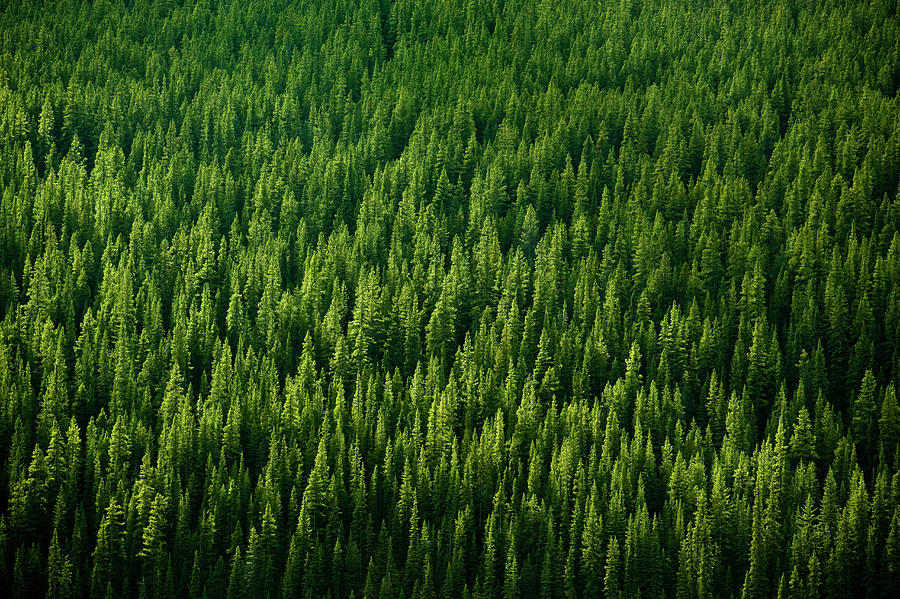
<box><xmin>1</xmin><ymin>0</ymin><xmax>899</xmax><ymax>598</ymax></box>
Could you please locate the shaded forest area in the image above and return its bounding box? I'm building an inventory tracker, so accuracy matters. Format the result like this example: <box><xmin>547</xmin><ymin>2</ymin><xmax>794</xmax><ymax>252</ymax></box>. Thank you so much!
<box><xmin>1</xmin><ymin>0</ymin><xmax>900</xmax><ymax>597</ymax></box>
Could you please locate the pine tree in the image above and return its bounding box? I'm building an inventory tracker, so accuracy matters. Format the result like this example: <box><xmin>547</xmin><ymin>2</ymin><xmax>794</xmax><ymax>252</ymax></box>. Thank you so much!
<box><xmin>604</xmin><ymin>536</ymin><xmax>622</xmax><ymax>599</ymax></box>
<box><xmin>47</xmin><ymin>528</ymin><xmax>73</xmax><ymax>599</ymax></box>
<box><xmin>851</xmin><ymin>370</ymin><xmax>877</xmax><ymax>463</ymax></box>
<box><xmin>879</xmin><ymin>383</ymin><xmax>898</xmax><ymax>458</ymax></box>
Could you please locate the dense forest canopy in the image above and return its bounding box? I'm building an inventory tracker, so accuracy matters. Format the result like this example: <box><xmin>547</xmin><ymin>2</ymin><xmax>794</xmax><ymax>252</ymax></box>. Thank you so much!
<box><xmin>1</xmin><ymin>0</ymin><xmax>899</xmax><ymax>597</ymax></box>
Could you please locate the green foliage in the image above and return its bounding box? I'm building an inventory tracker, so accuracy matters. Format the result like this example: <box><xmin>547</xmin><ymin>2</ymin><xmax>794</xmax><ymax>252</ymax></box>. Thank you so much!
<box><xmin>0</xmin><ymin>0</ymin><xmax>899</xmax><ymax>597</ymax></box>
